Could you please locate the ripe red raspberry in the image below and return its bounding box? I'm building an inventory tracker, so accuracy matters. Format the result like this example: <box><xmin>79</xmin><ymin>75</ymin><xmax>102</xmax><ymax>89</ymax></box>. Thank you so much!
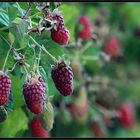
<box><xmin>51</xmin><ymin>27</ymin><xmax>70</xmax><ymax>45</ymax></box>
<box><xmin>117</xmin><ymin>103</ymin><xmax>135</xmax><ymax>128</ymax></box>
<box><xmin>77</xmin><ymin>15</ymin><xmax>92</xmax><ymax>40</ymax></box>
<box><xmin>0</xmin><ymin>71</ymin><xmax>11</xmax><ymax>105</ymax></box>
<box><xmin>91</xmin><ymin>121</ymin><xmax>105</xmax><ymax>137</ymax></box>
<box><xmin>23</xmin><ymin>75</ymin><xmax>46</xmax><ymax>114</ymax></box>
<box><xmin>51</xmin><ymin>59</ymin><xmax>73</xmax><ymax>96</ymax></box>
<box><xmin>30</xmin><ymin>117</ymin><xmax>50</xmax><ymax>138</ymax></box>
<box><xmin>102</xmin><ymin>36</ymin><xmax>122</xmax><ymax>57</ymax></box>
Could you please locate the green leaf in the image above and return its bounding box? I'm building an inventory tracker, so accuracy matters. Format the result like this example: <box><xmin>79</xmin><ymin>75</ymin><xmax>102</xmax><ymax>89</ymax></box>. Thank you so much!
<box><xmin>0</xmin><ymin>8</ymin><xmax>9</xmax><ymax>27</ymax></box>
<box><xmin>19</xmin><ymin>35</ymin><xmax>29</xmax><ymax>49</ymax></box>
<box><xmin>4</xmin><ymin>90</ymin><xmax>14</xmax><ymax>111</ymax></box>
<box><xmin>20</xmin><ymin>73</ymin><xmax>27</xmax><ymax>85</ymax></box>
<box><xmin>39</xmin><ymin>66</ymin><xmax>48</xmax><ymax>95</ymax></box>
<box><xmin>42</xmin><ymin>101</ymin><xmax>54</xmax><ymax>131</ymax></box>
<box><xmin>8</xmin><ymin>6</ymin><xmax>18</xmax><ymax>23</ymax></box>
<box><xmin>12</xmin><ymin>17</ymin><xmax>22</xmax><ymax>24</ymax></box>
<box><xmin>16</xmin><ymin>20</ymin><xmax>28</xmax><ymax>41</ymax></box>
<box><xmin>7</xmin><ymin>32</ymin><xmax>15</xmax><ymax>45</ymax></box>
<box><xmin>0</xmin><ymin>2</ymin><xmax>16</xmax><ymax>8</ymax></box>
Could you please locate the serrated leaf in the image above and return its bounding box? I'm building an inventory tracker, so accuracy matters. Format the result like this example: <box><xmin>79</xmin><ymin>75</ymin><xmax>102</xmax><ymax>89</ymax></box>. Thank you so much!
<box><xmin>0</xmin><ymin>8</ymin><xmax>9</xmax><ymax>27</ymax></box>
<box><xmin>8</xmin><ymin>6</ymin><xmax>18</xmax><ymax>23</ymax></box>
<box><xmin>4</xmin><ymin>90</ymin><xmax>14</xmax><ymax>111</ymax></box>
<box><xmin>0</xmin><ymin>2</ymin><xmax>16</xmax><ymax>8</ymax></box>
<box><xmin>16</xmin><ymin>20</ymin><xmax>28</xmax><ymax>41</ymax></box>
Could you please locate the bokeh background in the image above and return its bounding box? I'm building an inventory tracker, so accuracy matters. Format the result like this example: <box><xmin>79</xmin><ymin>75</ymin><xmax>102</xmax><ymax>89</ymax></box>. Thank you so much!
<box><xmin>0</xmin><ymin>2</ymin><xmax>140</xmax><ymax>138</ymax></box>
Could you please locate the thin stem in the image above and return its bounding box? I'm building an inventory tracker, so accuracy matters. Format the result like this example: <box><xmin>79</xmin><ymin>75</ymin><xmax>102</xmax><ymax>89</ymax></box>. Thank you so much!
<box><xmin>0</xmin><ymin>34</ymin><xmax>19</xmax><ymax>58</ymax></box>
<box><xmin>23</xmin><ymin>65</ymin><xmax>29</xmax><ymax>77</ymax></box>
<box><xmin>0</xmin><ymin>26</ymin><xmax>12</xmax><ymax>31</ymax></box>
<box><xmin>16</xmin><ymin>2</ymin><xmax>24</xmax><ymax>16</ymax></box>
<box><xmin>6</xmin><ymin>61</ymin><xmax>18</xmax><ymax>73</ymax></box>
<box><xmin>37</xmin><ymin>48</ymin><xmax>42</xmax><ymax>70</ymax></box>
<box><xmin>80</xmin><ymin>41</ymin><xmax>93</xmax><ymax>54</ymax></box>
<box><xmin>22</xmin><ymin>2</ymin><xmax>31</xmax><ymax>19</ymax></box>
<box><xmin>80</xmin><ymin>55</ymin><xmax>99</xmax><ymax>61</ymax></box>
<box><xmin>29</xmin><ymin>12</ymin><xmax>42</xmax><ymax>19</ymax></box>
<box><xmin>2</xmin><ymin>48</ymin><xmax>11</xmax><ymax>72</ymax></box>
<box><xmin>89</xmin><ymin>101</ymin><xmax>117</xmax><ymax>119</ymax></box>
<box><xmin>29</xmin><ymin>35</ymin><xmax>57</xmax><ymax>62</ymax></box>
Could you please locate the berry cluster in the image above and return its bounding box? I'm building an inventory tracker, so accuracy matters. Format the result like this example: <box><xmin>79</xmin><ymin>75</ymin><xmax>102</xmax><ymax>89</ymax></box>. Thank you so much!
<box><xmin>48</xmin><ymin>11</ymin><xmax>70</xmax><ymax>45</ymax></box>
<box><xmin>29</xmin><ymin>5</ymin><xmax>70</xmax><ymax>46</ymax></box>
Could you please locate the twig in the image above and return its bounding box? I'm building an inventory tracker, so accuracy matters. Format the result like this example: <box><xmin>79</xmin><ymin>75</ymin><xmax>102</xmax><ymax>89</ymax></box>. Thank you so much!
<box><xmin>2</xmin><ymin>48</ymin><xmax>12</xmax><ymax>72</ymax></box>
<box><xmin>6</xmin><ymin>61</ymin><xmax>18</xmax><ymax>73</ymax></box>
<box><xmin>29</xmin><ymin>35</ymin><xmax>57</xmax><ymax>62</ymax></box>
<box><xmin>22</xmin><ymin>2</ymin><xmax>31</xmax><ymax>19</ymax></box>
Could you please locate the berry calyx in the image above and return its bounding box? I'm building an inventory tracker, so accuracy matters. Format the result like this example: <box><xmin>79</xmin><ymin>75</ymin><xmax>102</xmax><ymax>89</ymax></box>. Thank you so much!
<box><xmin>51</xmin><ymin>58</ymin><xmax>73</xmax><ymax>96</ymax></box>
<box><xmin>0</xmin><ymin>71</ymin><xmax>11</xmax><ymax>105</ymax></box>
<box><xmin>44</xmin><ymin>9</ymin><xmax>64</xmax><ymax>31</ymax></box>
<box><xmin>23</xmin><ymin>75</ymin><xmax>46</xmax><ymax>114</ymax></box>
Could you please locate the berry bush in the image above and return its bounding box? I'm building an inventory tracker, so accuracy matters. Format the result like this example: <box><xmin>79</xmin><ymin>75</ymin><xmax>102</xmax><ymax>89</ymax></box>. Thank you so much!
<box><xmin>0</xmin><ymin>2</ymin><xmax>140</xmax><ymax>138</ymax></box>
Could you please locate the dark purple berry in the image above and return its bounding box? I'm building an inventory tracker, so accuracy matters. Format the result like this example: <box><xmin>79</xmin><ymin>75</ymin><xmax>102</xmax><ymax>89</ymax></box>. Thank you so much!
<box><xmin>51</xmin><ymin>59</ymin><xmax>73</xmax><ymax>96</ymax></box>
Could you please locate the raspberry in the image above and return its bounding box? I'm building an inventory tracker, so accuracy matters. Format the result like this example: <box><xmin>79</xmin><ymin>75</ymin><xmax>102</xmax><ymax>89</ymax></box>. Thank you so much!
<box><xmin>77</xmin><ymin>15</ymin><xmax>92</xmax><ymax>40</ymax></box>
<box><xmin>0</xmin><ymin>71</ymin><xmax>11</xmax><ymax>105</ymax></box>
<box><xmin>0</xmin><ymin>106</ymin><xmax>8</xmax><ymax>122</ymax></box>
<box><xmin>117</xmin><ymin>103</ymin><xmax>135</xmax><ymax>129</ymax></box>
<box><xmin>51</xmin><ymin>59</ymin><xmax>73</xmax><ymax>96</ymax></box>
<box><xmin>51</xmin><ymin>27</ymin><xmax>70</xmax><ymax>45</ymax></box>
<box><xmin>30</xmin><ymin>117</ymin><xmax>50</xmax><ymax>138</ymax></box>
<box><xmin>91</xmin><ymin>121</ymin><xmax>105</xmax><ymax>137</ymax></box>
<box><xmin>102</xmin><ymin>36</ymin><xmax>122</xmax><ymax>57</ymax></box>
<box><xmin>23</xmin><ymin>75</ymin><xmax>46</xmax><ymax>114</ymax></box>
